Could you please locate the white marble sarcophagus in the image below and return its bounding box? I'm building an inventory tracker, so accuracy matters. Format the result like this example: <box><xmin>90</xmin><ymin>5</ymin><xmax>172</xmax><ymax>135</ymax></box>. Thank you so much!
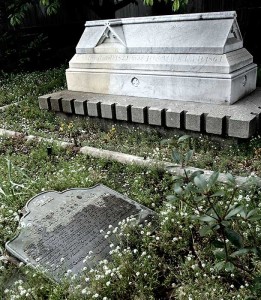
<box><xmin>66</xmin><ymin>11</ymin><xmax>257</xmax><ymax>105</ymax></box>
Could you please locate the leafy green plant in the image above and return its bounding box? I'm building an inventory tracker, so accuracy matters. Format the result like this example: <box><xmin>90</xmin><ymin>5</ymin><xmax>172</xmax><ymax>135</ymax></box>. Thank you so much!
<box><xmin>143</xmin><ymin>0</ymin><xmax>188</xmax><ymax>11</ymax></box>
<box><xmin>167</xmin><ymin>135</ymin><xmax>261</xmax><ymax>291</ymax></box>
<box><xmin>0</xmin><ymin>159</ymin><xmax>30</xmax><ymax>204</ymax></box>
<box><xmin>8</xmin><ymin>0</ymin><xmax>60</xmax><ymax>26</ymax></box>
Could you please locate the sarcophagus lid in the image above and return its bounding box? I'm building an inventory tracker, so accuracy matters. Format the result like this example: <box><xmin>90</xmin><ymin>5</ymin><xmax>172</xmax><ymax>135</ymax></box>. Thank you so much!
<box><xmin>66</xmin><ymin>11</ymin><xmax>257</xmax><ymax>105</ymax></box>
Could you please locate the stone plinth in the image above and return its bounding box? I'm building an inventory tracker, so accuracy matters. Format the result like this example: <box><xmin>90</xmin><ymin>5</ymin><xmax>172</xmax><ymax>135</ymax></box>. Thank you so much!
<box><xmin>38</xmin><ymin>89</ymin><xmax>261</xmax><ymax>139</ymax></box>
<box><xmin>66</xmin><ymin>11</ymin><xmax>257</xmax><ymax>105</ymax></box>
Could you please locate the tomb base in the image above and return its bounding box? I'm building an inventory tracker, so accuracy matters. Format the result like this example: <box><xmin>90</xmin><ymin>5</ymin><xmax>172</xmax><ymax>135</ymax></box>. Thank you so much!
<box><xmin>38</xmin><ymin>88</ymin><xmax>261</xmax><ymax>139</ymax></box>
<box><xmin>66</xmin><ymin>64</ymin><xmax>257</xmax><ymax>105</ymax></box>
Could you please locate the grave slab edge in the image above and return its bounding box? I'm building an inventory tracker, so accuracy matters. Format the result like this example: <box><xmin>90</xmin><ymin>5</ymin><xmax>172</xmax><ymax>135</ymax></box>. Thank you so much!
<box><xmin>38</xmin><ymin>91</ymin><xmax>261</xmax><ymax>138</ymax></box>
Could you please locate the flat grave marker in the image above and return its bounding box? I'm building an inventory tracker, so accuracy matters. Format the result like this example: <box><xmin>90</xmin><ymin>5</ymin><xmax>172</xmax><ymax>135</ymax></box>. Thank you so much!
<box><xmin>6</xmin><ymin>185</ymin><xmax>154</xmax><ymax>281</ymax></box>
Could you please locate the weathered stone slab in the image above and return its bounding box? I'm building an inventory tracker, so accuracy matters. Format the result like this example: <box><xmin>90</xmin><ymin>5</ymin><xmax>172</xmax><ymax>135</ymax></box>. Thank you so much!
<box><xmin>61</xmin><ymin>98</ymin><xmax>74</xmax><ymax>114</ymax></box>
<box><xmin>115</xmin><ymin>104</ymin><xmax>131</xmax><ymax>121</ymax></box>
<box><xmin>38</xmin><ymin>89</ymin><xmax>261</xmax><ymax>138</ymax></box>
<box><xmin>165</xmin><ymin>108</ymin><xmax>185</xmax><ymax>129</ymax></box>
<box><xmin>66</xmin><ymin>11</ymin><xmax>257</xmax><ymax>105</ymax></box>
<box><xmin>38</xmin><ymin>95</ymin><xmax>51</xmax><ymax>110</ymax></box>
<box><xmin>148</xmin><ymin>107</ymin><xmax>165</xmax><ymax>126</ymax></box>
<box><xmin>206</xmin><ymin>113</ymin><xmax>226</xmax><ymax>135</ymax></box>
<box><xmin>185</xmin><ymin>111</ymin><xmax>204</xmax><ymax>132</ymax></box>
<box><xmin>228</xmin><ymin>114</ymin><xmax>257</xmax><ymax>138</ymax></box>
<box><xmin>74</xmin><ymin>99</ymin><xmax>87</xmax><ymax>115</ymax></box>
<box><xmin>131</xmin><ymin>106</ymin><xmax>148</xmax><ymax>123</ymax></box>
<box><xmin>69</xmin><ymin>48</ymin><xmax>253</xmax><ymax>74</ymax></box>
<box><xmin>6</xmin><ymin>185</ymin><xmax>154</xmax><ymax>281</ymax></box>
<box><xmin>50</xmin><ymin>98</ymin><xmax>62</xmax><ymax>112</ymax></box>
<box><xmin>87</xmin><ymin>100</ymin><xmax>101</xmax><ymax>117</ymax></box>
<box><xmin>101</xmin><ymin>103</ymin><xmax>116</xmax><ymax>119</ymax></box>
<box><xmin>77</xmin><ymin>12</ymin><xmax>242</xmax><ymax>54</ymax></box>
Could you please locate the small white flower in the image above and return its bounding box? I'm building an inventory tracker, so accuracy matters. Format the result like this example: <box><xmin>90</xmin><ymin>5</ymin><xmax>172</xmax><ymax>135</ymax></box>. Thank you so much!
<box><xmin>106</xmin><ymin>281</ymin><xmax>110</xmax><ymax>286</ymax></box>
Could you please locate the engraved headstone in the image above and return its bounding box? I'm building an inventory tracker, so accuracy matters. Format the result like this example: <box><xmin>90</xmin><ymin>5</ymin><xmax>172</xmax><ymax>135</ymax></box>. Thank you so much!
<box><xmin>66</xmin><ymin>11</ymin><xmax>257</xmax><ymax>105</ymax></box>
<box><xmin>6</xmin><ymin>185</ymin><xmax>154</xmax><ymax>281</ymax></box>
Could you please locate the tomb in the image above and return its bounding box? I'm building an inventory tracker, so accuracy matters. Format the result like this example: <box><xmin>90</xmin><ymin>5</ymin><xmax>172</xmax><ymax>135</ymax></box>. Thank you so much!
<box><xmin>6</xmin><ymin>185</ymin><xmax>154</xmax><ymax>281</ymax></box>
<box><xmin>39</xmin><ymin>12</ymin><xmax>261</xmax><ymax>138</ymax></box>
<box><xmin>66</xmin><ymin>11</ymin><xmax>257</xmax><ymax>105</ymax></box>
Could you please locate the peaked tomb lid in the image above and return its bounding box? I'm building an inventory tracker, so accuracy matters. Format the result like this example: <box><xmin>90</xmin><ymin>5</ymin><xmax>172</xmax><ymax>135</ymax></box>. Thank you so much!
<box><xmin>76</xmin><ymin>11</ymin><xmax>243</xmax><ymax>55</ymax></box>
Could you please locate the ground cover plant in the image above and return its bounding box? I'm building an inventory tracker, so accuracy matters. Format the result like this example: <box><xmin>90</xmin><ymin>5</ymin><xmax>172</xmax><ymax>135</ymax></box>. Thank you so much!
<box><xmin>0</xmin><ymin>66</ymin><xmax>66</xmax><ymax>107</ymax></box>
<box><xmin>0</xmin><ymin>68</ymin><xmax>261</xmax><ymax>299</ymax></box>
<box><xmin>0</xmin><ymin>67</ymin><xmax>261</xmax><ymax>177</ymax></box>
<box><xmin>0</xmin><ymin>136</ymin><xmax>260</xmax><ymax>299</ymax></box>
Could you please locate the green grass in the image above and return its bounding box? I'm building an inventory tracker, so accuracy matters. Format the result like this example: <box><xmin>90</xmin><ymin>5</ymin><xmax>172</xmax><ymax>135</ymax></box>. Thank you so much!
<box><xmin>0</xmin><ymin>68</ymin><xmax>261</xmax><ymax>299</ymax></box>
<box><xmin>0</xmin><ymin>66</ymin><xmax>66</xmax><ymax>106</ymax></box>
<box><xmin>0</xmin><ymin>66</ymin><xmax>260</xmax><ymax>177</ymax></box>
<box><xmin>0</xmin><ymin>137</ymin><xmax>260</xmax><ymax>299</ymax></box>
<box><xmin>2</xmin><ymin>100</ymin><xmax>261</xmax><ymax>177</ymax></box>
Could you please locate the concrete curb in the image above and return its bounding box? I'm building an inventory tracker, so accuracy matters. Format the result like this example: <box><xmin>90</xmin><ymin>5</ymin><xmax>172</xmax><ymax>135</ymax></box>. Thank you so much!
<box><xmin>0</xmin><ymin>128</ymin><xmax>260</xmax><ymax>188</ymax></box>
<box><xmin>0</xmin><ymin>102</ymin><xmax>21</xmax><ymax>112</ymax></box>
<box><xmin>0</xmin><ymin>128</ymin><xmax>261</xmax><ymax>187</ymax></box>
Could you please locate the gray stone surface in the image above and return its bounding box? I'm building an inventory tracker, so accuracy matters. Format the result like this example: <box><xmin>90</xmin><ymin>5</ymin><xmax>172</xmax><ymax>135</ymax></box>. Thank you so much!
<box><xmin>78</xmin><ymin>12</ymin><xmax>242</xmax><ymax>54</ymax></box>
<box><xmin>148</xmin><ymin>107</ymin><xmax>164</xmax><ymax>126</ymax></box>
<box><xmin>6</xmin><ymin>185</ymin><xmax>154</xmax><ymax>281</ymax></box>
<box><xmin>206</xmin><ymin>113</ymin><xmax>226</xmax><ymax>135</ymax></box>
<box><xmin>38</xmin><ymin>95</ymin><xmax>51</xmax><ymax>110</ymax></box>
<box><xmin>61</xmin><ymin>98</ymin><xmax>74</xmax><ymax>114</ymax></box>
<box><xmin>69</xmin><ymin>49</ymin><xmax>253</xmax><ymax>74</ymax></box>
<box><xmin>39</xmin><ymin>89</ymin><xmax>261</xmax><ymax>138</ymax></box>
<box><xmin>101</xmin><ymin>103</ymin><xmax>116</xmax><ymax>119</ymax></box>
<box><xmin>74</xmin><ymin>99</ymin><xmax>87</xmax><ymax>115</ymax></box>
<box><xmin>66</xmin><ymin>11</ymin><xmax>256</xmax><ymax>105</ymax></box>
<box><xmin>165</xmin><ymin>108</ymin><xmax>185</xmax><ymax>128</ymax></box>
<box><xmin>87</xmin><ymin>100</ymin><xmax>101</xmax><ymax>117</ymax></box>
<box><xmin>131</xmin><ymin>106</ymin><xmax>147</xmax><ymax>124</ymax></box>
<box><xmin>66</xmin><ymin>66</ymin><xmax>257</xmax><ymax>105</ymax></box>
<box><xmin>228</xmin><ymin>115</ymin><xmax>257</xmax><ymax>139</ymax></box>
<box><xmin>185</xmin><ymin>111</ymin><xmax>204</xmax><ymax>132</ymax></box>
<box><xmin>115</xmin><ymin>104</ymin><xmax>131</xmax><ymax>121</ymax></box>
<box><xmin>50</xmin><ymin>98</ymin><xmax>62</xmax><ymax>112</ymax></box>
